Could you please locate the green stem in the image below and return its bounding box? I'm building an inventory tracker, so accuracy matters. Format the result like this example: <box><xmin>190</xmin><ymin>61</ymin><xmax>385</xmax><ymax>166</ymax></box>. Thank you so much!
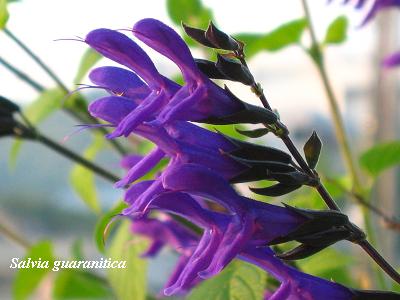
<box><xmin>0</xmin><ymin>56</ymin><xmax>45</xmax><ymax>92</ymax></box>
<box><xmin>300</xmin><ymin>0</ymin><xmax>361</xmax><ymax>193</ymax></box>
<box><xmin>4</xmin><ymin>28</ymin><xmax>69</xmax><ymax>93</ymax></box>
<box><xmin>300</xmin><ymin>0</ymin><xmax>388</xmax><ymax>288</ymax></box>
<box><xmin>3</xmin><ymin>29</ymin><xmax>128</xmax><ymax>156</ymax></box>
<box><xmin>34</xmin><ymin>132</ymin><xmax>120</xmax><ymax>183</ymax></box>
<box><xmin>0</xmin><ymin>220</ymin><xmax>31</xmax><ymax>249</ymax></box>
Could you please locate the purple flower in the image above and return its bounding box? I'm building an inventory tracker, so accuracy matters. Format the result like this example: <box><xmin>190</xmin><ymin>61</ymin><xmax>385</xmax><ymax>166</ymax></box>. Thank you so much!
<box><xmin>82</xmin><ymin>17</ymin><xmax>397</xmax><ymax>299</ymax></box>
<box><xmin>240</xmin><ymin>246</ymin><xmax>356</xmax><ymax>300</ymax></box>
<box><xmin>131</xmin><ymin>18</ymin><xmax>244</xmax><ymax>125</ymax></box>
<box><xmin>330</xmin><ymin>0</ymin><xmax>400</xmax><ymax>68</ymax></box>
<box><xmin>332</xmin><ymin>0</ymin><xmax>400</xmax><ymax>25</ymax></box>
<box><xmin>382</xmin><ymin>51</ymin><xmax>400</xmax><ymax>68</ymax></box>
<box><xmin>131</xmin><ymin>215</ymin><xmax>201</xmax><ymax>294</ymax></box>
<box><xmin>85</xmin><ymin>19</ymin><xmax>277</xmax><ymax>138</ymax></box>
<box><xmin>360</xmin><ymin>0</ymin><xmax>400</xmax><ymax>25</ymax></box>
<box><xmin>132</xmin><ymin>188</ymin><xmax>305</xmax><ymax>295</ymax></box>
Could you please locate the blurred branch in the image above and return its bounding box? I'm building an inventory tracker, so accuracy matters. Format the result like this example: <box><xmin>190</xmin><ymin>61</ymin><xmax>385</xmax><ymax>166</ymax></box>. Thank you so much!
<box><xmin>0</xmin><ymin>219</ymin><xmax>31</xmax><ymax>249</ymax></box>
<box><xmin>27</xmin><ymin>128</ymin><xmax>120</xmax><ymax>183</ymax></box>
<box><xmin>4</xmin><ymin>28</ymin><xmax>69</xmax><ymax>93</ymax></box>
<box><xmin>3</xmin><ymin>28</ymin><xmax>128</xmax><ymax>156</ymax></box>
<box><xmin>0</xmin><ymin>56</ymin><xmax>45</xmax><ymax>92</ymax></box>
<box><xmin>300</xmin><ymin>0</ymin><xmax>362</xmax><ymax>193</ymax></box>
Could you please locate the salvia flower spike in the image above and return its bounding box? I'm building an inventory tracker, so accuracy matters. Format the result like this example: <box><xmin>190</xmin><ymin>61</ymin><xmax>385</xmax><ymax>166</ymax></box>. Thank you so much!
<box><xmin>81</xmin><ymin>17</ymin><xmax>400</xmax><ymax>298</ymax></box>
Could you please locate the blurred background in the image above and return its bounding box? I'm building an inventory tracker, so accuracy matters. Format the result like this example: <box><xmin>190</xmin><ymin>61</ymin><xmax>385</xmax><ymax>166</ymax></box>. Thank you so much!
<box><xmin>0</xmin><ymin>0</ymin><xmax>399</xmax><ymax>299</ymax></box>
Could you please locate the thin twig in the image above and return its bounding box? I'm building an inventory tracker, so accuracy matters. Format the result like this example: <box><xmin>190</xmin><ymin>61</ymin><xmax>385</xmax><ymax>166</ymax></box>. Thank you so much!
<box><xmin>0</xmin><ymin>220</ymin><xmax>31</xmax><ymax>249</ymax></box>
<box><xmin>3</xmin><ymin>29</ymin><xmax>128</xmax><ymax>156</ymax></box>
<box><xmin>35</xmin><ymin>132</ymin><xmax>120</xmax><ymax>183</ymax></box>
<box><xmin>4</xmin><ymin>28</ymin><xmax>69</xmax><ymax>93</ymax></box>
<box><xmin>0</xmin><ymin>56</ymin><xmax>45</xmax><ymax>92</ymax></box>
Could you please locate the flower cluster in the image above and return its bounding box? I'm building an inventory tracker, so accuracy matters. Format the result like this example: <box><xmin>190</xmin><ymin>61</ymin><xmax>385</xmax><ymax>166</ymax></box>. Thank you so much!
<box><xmin>84</xmin><ymin>18</ymin><xmax>398</xmax><ymax>298</ymax></box>
<box><xmin>332</xmin><ymin>0</ymin><xmax>400</xmax><ymax>67</ymax></box>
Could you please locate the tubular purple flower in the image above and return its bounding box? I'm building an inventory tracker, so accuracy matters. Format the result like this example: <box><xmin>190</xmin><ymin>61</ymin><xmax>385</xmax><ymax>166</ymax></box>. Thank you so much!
<box><xmin>132</xmin><ymin>18</ymin><xmax>249</xmax><ymax>125</ymax></box>
<box><xmin>139</xmin><ymin>189</ymin><xmax>307</xmax><ymax>295</ymax></box>
<box><xmin>85</xmin><ymin>28</ymin><xmax>180</xmax><ymax>137</ymax></box>
<box><xmin>89</xmin><ymin>66</ymin><xmax>150</xmax><ymax>101</ymax></box>
<box><xmin>131</xmin><ymin>215</ymin><xmax>201</xmax><ymax>294</ymax></box>
<box><xmin>240</xmin><ymin>246</ymin><xmax>356</xmax><ymax>300</ymax></box>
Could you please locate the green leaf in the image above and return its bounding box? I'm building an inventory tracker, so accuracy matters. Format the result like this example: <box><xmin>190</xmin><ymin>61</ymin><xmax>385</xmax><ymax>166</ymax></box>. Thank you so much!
<box><xmin>235</xmin><ymin>18</ymin><xmax>307</xmax><ymax>59</ymax></box>
<box><xmin>360</xmin><ymin>141</ymin><xmax>400</xmax><ymax>177</ymax></box>
<box><xmin>297</xmin><ymin>247</ymin><xmax>355</xmax><ymax>285</ymax></box>
<box><xmin>0</xmin><ymin>0</ymin><xmax>9</xmax><ymax>29</ymax></box>
<box><xmin>25</xmin><ymin>87</ymin><xmax>65</xmax><ymax>124</ymax></box>
<box><xmin>70</xmin><ymin>134</ymin><xmax>104</xmax><ymax>214</ymax></box>
<box><xmin>9</xmin><ymin>138</ymin><xmax>22</xmax><ymax>168</ymax></box>
<box><xmin>74</xmin><ymin>48</ymin><xmax>102</xmax><ymax>84</ymax></box>
<box><xmin>235</xmin><ymin>127</ymin><xmax>270</xmax><ymax>138</ymax></box>
<box><xmin>303</xmin><ymin>131</ymin><xmax>322</xmax><ymax>169</ymax></box>
<box><xmin>188</xmin><ymin>260</ymin><xmax>266</xmax><ymax>300</ymax></box>
<box><xmin>323</xmin><ymin>16</ymin><xmax>348</xmax><ymax>45</ymax></box>
<box><xmin>94</xmin><ymin>201</ymin><xmax>127</xmax><ymax>253</ymax></box>
<box><xmin>53</xmin><ymin>270</ymin><xmax>114</xmax><ymax>300</ymax></box>
<box><xmin>167</xmin><ymin>0</ymin><xmax>212</xmax><ymax>28</ymax></box>
<box><xmin>205</xmin><ymin>124</ymin><xmax>248</xmax><ymax>141</ymax></box>
<box><xmin>106</xmin><ymin>221</ymin><xmax>148</xmax><ymax>300</ymax></box>
<box><xmin>12</xmin><ymin>241</ymin><xmax>55</xmax><ymax>300</ymax></box>
<box><xmin>11</xmin><ymin>88</ymin><xmax>64</xmax><ymax>163</ymax></box>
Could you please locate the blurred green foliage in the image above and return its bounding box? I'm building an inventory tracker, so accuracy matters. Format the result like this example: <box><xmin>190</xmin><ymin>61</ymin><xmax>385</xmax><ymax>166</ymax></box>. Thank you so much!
<box><xmin>188</xmin><ymin>260</ymin><xmax>267</xmax><ymax>300</ymax></box>
<box><xmin>360</xmin><ymin>141</ymin><xmax>400</xmax><ymax>177</ymax></box>
<box><xmin>70</xmin><ymin>133</ymin><xmax>104</xmax><ymax>214</ymax></box>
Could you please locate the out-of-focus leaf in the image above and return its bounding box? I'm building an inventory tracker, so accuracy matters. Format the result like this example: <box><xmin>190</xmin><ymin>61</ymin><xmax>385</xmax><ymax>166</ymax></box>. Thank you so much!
<box><xmin>235</xmin><ymin>18</ymin><xmax>307</xmax><ymax>59</ymax></box>
<box><xmin>70</xmin><ymin>134</ymin><xmax>104</xmax><ymax>214</ymax></box>
<box><xmin>12</xmin><ymin>241</ymin><xmax>54</xmax><ymax>300</ymax></box>
<box><xmin>205</xmin><ymin>124</ymin><xmax>247</xmax><ymax>141</ymax></box>
<box><xmin>303</xmin><ymin>131</ymin><xmax>322</xmax><ymax>169</ymax></box>
<box><xmin>74</xmin><ymin>48</ymin><xmax>102</xmax><ymax>84</ymax></box>
<box><xmin>9</xmin><ymin>138</ymin><xmax>22</xmax><ymax>168</ymax></box>
<box><xmin>297</xmin><ymin>247</ymin><xmax>354</xmax><ymax>285</ymax></box>
<box><xmin>25</xmin><ymin>87</ymin><xmax>64</xmax><ymax>124</ymax></box>
<box><xmin>10</xmin><ymin>88</ymin><xmax>64</xmax><ymax>163</ymax></box>
<box><xmin>188</xmin><ymin>260</ymin><xmax>266</xmax><ymax>300</ymax></box>
<box><xmin>71</xmin><ymin>239</ymin><xmax>84</xmax><ymax>261</ymax></box>
<box><xmin>323</xmin><ymin>16</ymin><xmax>348</xmax><ymax>45</ymax></box>
<box><xmin>94</xmin><ymin>201</ymin><xmax>127</xmax><ymax>253</ymax></box>
<box><xmin>359</xmin><ymin>141</ymin><xmax>400</xmax><ymax>177</ymax></box>
<box><xmin>53</xmin><ymin>270</ymin><xmax>114</xmax><ymax>299</ymax></box>
<box><xmin>0</xmin><ymin>0</ymin><xmax>9</xmax><ymax>29</ymax></box>
<box><xmin>106</xmin><ymin>221</ymin><xmax>148</xmax><ymax>300</ymax></box>
<box><xmin>167</xmin><ymin>0</ymin><xmax>212</xmax><ymax>28</ymax></box>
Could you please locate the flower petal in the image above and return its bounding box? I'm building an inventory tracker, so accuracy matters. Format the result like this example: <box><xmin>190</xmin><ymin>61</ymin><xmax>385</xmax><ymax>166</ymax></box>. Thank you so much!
<box><xmin>133</xmin><ymin>18</ymin><xmax>199</xmax><ymax>82</ymax></box>
<box><xmin>88</xmin><ymin>96</ymin><xmax>136</xmax><ymax>125</ymax></box>
<box><xmin>89</xmin><ymin>66</ymin><xmax>150</xmax><ymax>99</ymax></box>
<box><xmin>125</xmin><ymin>180</ymin><xmax>155</xmax><ymax>205</ymax></box>
<box><xmin>85</xmin><ymin>28</ymin><xmax>163</xmax><ymax>88</ymax></box>
<box><xmin>161</xmin><ymin>163</ymin><xmax>245</xmax><ymax>213</ymax></box>
<box><xmin>109</xmin><ymin>90</ymin><xmax>169</xmax><ymax>137</ymax></box>
<box><xmin>383</xmin><ymin>51</ymin><xmax>400</xmax><ymax>68</ymax></box>
<box><xmin>115</xmin><ymin>147</ymin><xmax>165</xmax><ymax>188</ymax></box>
